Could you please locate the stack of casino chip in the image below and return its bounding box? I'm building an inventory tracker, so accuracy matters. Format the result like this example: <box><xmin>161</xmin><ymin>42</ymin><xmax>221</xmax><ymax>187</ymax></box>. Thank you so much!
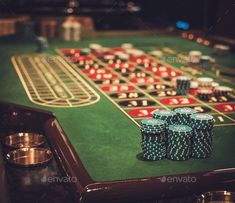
<box><xmin>174</xmin><ymin>107</ymin><xmax>197</xmax><ymax>126</ymax></box>
<box><xmin>197</xmin><ymin>89</ymin><xmax>213</xmax><ymax>101</ymax></box>
<box><xmin>197</xmin><ymin>77</ymin><xmax>213</xmax><ymax>87</ymax></box>
<box><xmin>190</xmin><ymin>114</ymin><xmax>215</xmax><ymax>159</ymax></box>
<box><xmin>188</xmin><ymin>50</ymin><xmax>202</xmax><ymax>64</ymax></box>
<box><xmin>176</xmin><ymin>76</ymin><xmax>191</xmax><ymax>95</ymax></box>
<box><xmin>35</xmin><ymin>36</ymin><xmax>48</xmax><ymax>52</ymax></box>
<box><xmin>214</xmin><ymin>44</ymin><xmax>230</xmax><ymax>55</ymax></box>
<box><xmin>140</xmin><ymin>118</ymin><xmax>167</xmax><ymax>161</ymax></box>
<box><xmin>200</xmin><ymin>55</ymin><xmax>212</xmax><ymax>70</ymax></box>
<box><xmin>152</xmin><ymin>110</ymin><xmax>177</xmax><ymax>126</ymax></box>
<box><xmin>214</xmin><ymin>86</ymin><xmax>233</xmax><ymax>97</ymax></box>
<box><xmin>167</xmin><ymin>125</ymin><xmax>192</xmax><ymax>161</ymax></box>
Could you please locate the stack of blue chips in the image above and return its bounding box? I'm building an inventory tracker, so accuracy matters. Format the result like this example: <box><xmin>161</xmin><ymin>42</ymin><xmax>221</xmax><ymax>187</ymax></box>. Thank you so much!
<box><xmin>167</xmin><ymin>125</ymin><xmax>193</xmax><ymax>161</ymax></box>
<box><xmin>152</xmin><ymin>109</ymin><xmax>177</xmax><ymax>143</ymax></box>
<box><xmin>140</xmin><ymin>118</ymin><xmax>167</xmax><ymax>161</ymax></box>
<box><xmin>190</xmin><ymin>114</ymin><xmax>215</xmax><ymax>158</ymax></box>
<box><xmin>174</xmin><ymin>107</ymin><xmax>197</xmax><ymax>126</ymax></box>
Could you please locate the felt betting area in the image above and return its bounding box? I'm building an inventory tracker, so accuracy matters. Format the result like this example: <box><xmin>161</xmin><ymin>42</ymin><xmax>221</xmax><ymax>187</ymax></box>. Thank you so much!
<box><xmin>0</xmin><ymin>35</ymin><xmax>235</xmax><ymax>181</ymax></box>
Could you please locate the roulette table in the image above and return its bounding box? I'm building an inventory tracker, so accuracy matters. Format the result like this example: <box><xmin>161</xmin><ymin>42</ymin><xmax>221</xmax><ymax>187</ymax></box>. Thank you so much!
<box><xmin>0</xmin><ymin>32</ymin><xmax>235</xmax><ymax>203</ymax></box>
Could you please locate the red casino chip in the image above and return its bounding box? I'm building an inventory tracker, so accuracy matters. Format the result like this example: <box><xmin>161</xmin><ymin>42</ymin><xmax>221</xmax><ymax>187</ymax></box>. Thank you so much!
<box><xmin>189</xmin><ymin>88</ymin><xmax>198</xmax><ymax>95</ymax></box>
<box><xmin>160</xmin><ymin>97</ymin><xmax>196</xmax><ymax>105</ymax></box>
<box><xmin>88</xmin><ymin>73</ymin><xmax>118</xmax><ymax>80</ymax></box>
<box><xmin>102</xmin><ymin>85</ymin><xmax>135</xmax><ymax>92</ymax></box>
<box><xmin>214</xmin><ymin>103</ymin><xmax>235</xmax><ymax>112</ymax></box>
<box><xmin>83</xmin><ymin>68</ymin><xmax>111</xmax><ymax>74</ymax></box>
<box><xmin>128</xmin><ymin>107</ymin><xmax>164</xmax><ymax>118</ymax></box>
<box><xmin>129</xmin><ymin>77</ymin><xmax>159</xmax><ymax>84</ymax></box>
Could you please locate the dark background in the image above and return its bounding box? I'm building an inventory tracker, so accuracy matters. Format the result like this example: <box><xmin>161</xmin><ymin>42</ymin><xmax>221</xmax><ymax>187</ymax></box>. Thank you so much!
<box><xmin>0</xmin><ymin>0</ymin><xmax>235</xmax><ymax>38</ymax></box>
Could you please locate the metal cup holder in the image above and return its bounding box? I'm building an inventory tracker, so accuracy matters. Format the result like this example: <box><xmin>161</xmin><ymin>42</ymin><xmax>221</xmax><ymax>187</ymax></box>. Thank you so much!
<box><xmin>6</xmin><ymin>147</ymin><xmax>53</xmax><ymax>167</ymax></box>
<box><xmin>3</xmin><ymin>132</ymin><xmax>46</xmax><ymax>149</ymax></box>
<box><xmin>197</xmin><ymin>191</ymin><xmax>235</xmax><ymax>203</ymax></box>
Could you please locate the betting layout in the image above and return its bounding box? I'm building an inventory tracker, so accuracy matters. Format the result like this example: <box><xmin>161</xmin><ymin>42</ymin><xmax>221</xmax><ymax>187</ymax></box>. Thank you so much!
<box><xmin>57</xmin><ymin>44</ymin><xmax>235</xmax><ymax>127</ymax></box>
<box><xmin>11</xmin><ymin>54</ymin><xmax>100</xmax><ymax>108</ymax></box>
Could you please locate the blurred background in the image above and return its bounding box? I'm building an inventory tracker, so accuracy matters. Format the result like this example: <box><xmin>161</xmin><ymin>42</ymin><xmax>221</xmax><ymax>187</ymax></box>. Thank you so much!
<box><xmin>0</xmin><ymin>0</ymin><xmax>234</xmax><ymax>38</ymax></box>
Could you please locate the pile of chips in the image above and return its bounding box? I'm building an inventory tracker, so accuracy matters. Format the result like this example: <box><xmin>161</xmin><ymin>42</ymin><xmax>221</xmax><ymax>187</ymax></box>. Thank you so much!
<box><xmin>139</xmin><ymin>108</ymin><xmax>215</xmax><ymax>161</ymax></box>
<box><xmin>214</xmin><ymin>86</ymin><xmax>233</xmax><ymax>97</ymax></box>
<box><xmin>190</xmin><ymin>114</ymin><xmax>215</xmax><ymax>158</ymax></box>
<box><xmin>176</xmin><ymin>76</ymin><xmax>191</xmax><ymax>95</ymax></box>
<box><xmin>196</xmin><ymin>80</ymin><xmax>233</xmax><ymax>102</ymax></box>
<box><xmin>174</xmin><ymin>107</ymin><xmax>197</xmax><ymax>126</ymax></box>
<box><xmin>167</xmin><ymin>125</ymin><xmax>192</xmax><ymax>161</ymax></box>
<box><xmin>140</xmin><ymin>119</ymin><xmax>166</xmax><ymax>161</ymax></box>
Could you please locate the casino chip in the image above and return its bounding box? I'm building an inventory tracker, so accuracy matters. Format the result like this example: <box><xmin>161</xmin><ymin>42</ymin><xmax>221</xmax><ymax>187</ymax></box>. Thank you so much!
<box><xmin>152</xmin><ymin>110</ymin><xmax>177</xmax><ymax>126</ymax></box>
<box><xmin>197</xmin><ymin>77</ymin><xmax>213</xmax><ymax>87</ymax></box>
<box><xmin>174</xmin><ymin>107</ymin><xmax>197</xmax><ymax>126</ymax></box>
<box><xmin>175</xmin><ymin>76</ymin><xmax>191</xmax><ymax>95</ymax></box>
<box><xmin>89</xmin><ymin>43</ymin><xmax>102</xmax><ymax>51</ymax></box>
<box><xmin>190</xmin><ymin>114</ymin><xmax>214</xmax><ymax>130</ymax></box>
<box><xmin>214</xmin><ymin>44</ymin><xmax>230</xmax><ymax>55</ymax></box>
<box><xmin>188</xmin><ymin>50</ymin><xmax>202</xmax><ymax>64</ymax></box>
<box><xmin>190</xmin><ymin>81</ymin><xmax>199</xmax><ymax>89</ymax></box>
<box><xmin>167</xmin><ymin>125</ymin><xmax>193</xmax><ymax>161</ymax></box>
<box><xmin>80</xmin><ymin>48</ymin><xmax>91</xmax><ymax>55</ymax></box>
<box><xmin>190</xmin><ymin>114</ymin><xmax>215</xmax><ymax>159</ymax></box>
<box><xmin>149</xmin><ymin>50</ymin><xmax>163</xmax><ymax>58</ymax></box>
<box><xmin>214</xmin><ymin>86</ymin><xmax>233</xmax><ymax>96</ymax></box>
<box><xmin>200</xmin><ymin>55</ymin><xmax>212</xmax><ymax>70</ymax></box>
<box><xmin>212</xmin><ymin>82</ymin><xmax>219</xmax><ymax>88</ymax></box>
<box><xmin>140</xmin><ymin>118</ymin><xmax>167</xmax><ymax>161</ymax></box>
<box><xmin>197</xmin><ymin>89</ymin><xmax>213</xmax><ymax>101</ymax></box>
<box><xmin>36</xmin><ymin>36</ymin><xmax>48</xmax><ymax>52</ymax></box>
<box><xmin>121</xmin><ymin>43</ymin><xmax>133</xmax><ymax>49</ymax></box>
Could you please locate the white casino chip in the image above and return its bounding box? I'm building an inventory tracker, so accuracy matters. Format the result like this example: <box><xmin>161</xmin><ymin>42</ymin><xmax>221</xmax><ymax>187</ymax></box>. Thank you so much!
<box><xmin>149</xmin><ymin>50</ymin><xmax>163</xmax><ymax>58</ymax></box>
<box><xmin>188</xmin><ymin>50</ymin><xmax>202</xmax><ymax>63</ymax></box>
<box><xmin>121</xmin><ymin>43</ymin><xmax>133</xmax><ymax>49</ymax></box>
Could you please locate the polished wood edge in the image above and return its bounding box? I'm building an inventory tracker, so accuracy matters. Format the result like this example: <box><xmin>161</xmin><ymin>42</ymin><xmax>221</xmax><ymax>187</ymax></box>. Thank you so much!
<box><xmin>44</xmin><ymin>118</ymin><xmax>94</xmax><ymax>193</ymax></box>
<box><xmin>81</xmin><ymin>169</ymin><xmax>235</xmax><ymax>202</ymax></box>
<box><xmin>0</xmin><ymin>100</ymin><xmax>54</xmax><ymax>117</ymax></box>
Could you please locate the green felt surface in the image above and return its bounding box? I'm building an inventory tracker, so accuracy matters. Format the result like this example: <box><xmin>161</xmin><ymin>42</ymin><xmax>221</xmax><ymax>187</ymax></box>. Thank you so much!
<box><xmin>0</xmin><ymin>34</ymin><xmax>235</xmax><ymax>181</ymax></box>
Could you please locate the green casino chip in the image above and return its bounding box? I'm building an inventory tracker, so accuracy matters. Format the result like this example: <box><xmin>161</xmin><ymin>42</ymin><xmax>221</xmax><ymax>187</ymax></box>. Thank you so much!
<box><xmin>141</xmin><ymin>118</ymin><xmax>165</xmax><ymax>126</ymax></box>
<box><xmin>168</xmin><ymin>124</ymin><xmax>192</xmax><ymax>133</ymax></box>
<box><xmin>174</xmin><ymin>107</ymin><xmax>197</xmax><ymax>116</ymax></box>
